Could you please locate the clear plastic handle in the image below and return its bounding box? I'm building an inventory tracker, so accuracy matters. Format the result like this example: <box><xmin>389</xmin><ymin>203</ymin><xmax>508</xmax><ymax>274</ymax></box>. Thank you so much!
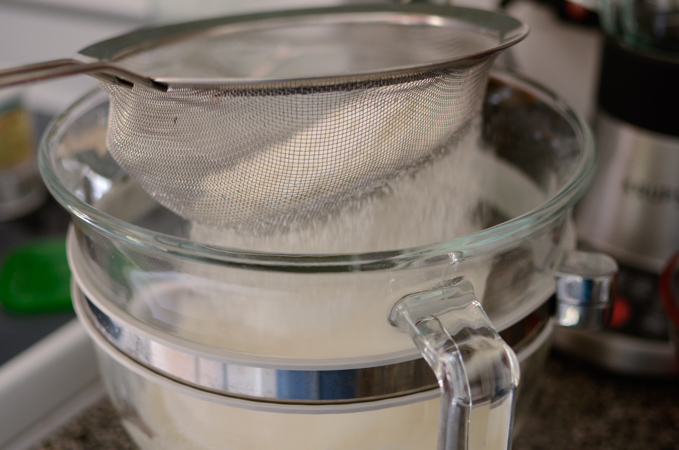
<box><xmin>390</xmin><ymin>280</ymin><xmax>520</xmax><ymax>450</ymax></box>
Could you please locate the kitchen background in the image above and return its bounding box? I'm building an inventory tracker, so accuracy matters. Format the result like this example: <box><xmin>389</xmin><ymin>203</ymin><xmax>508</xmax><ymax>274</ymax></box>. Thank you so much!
<box><xmin>0</xmin><ymin>0</ymin><xmax>677</xmax><ymax>449</ymax></box>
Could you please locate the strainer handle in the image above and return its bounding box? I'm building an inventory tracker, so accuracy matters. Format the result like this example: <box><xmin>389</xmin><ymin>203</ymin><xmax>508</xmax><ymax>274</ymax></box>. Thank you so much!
<box><xmin>0</xmin><ymin>59</ymin><xmax>166</xmax><ymax>90</ymax></box>
<box><xmin>390</xmin><ymin>280</ymin><xmax>520</xmax><ymax>450</ymax></box>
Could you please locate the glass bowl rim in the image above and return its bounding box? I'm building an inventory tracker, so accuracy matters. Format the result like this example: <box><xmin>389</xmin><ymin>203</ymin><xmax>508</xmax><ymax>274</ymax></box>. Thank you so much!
<box><xmin>39</xmin><ymin>70</ymin><xmax>596</xmax><ymax>271</ymax></box>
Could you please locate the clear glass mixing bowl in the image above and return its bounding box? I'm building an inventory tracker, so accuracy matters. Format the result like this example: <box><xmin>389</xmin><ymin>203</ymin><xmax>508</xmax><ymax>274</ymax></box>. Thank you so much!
<box><xmin>40</xmin><ymin>70</ymin><xmax>599</xmax><ymax>450</ymax></box>
<box><xmin>71</xmin><ymin>281</ymin><xmax>553</xmax><ymax>450</ymax></box>
<box><xmin>41</xmin><ymin>70</ymin><xmax>594</xmax><ymax>358</ymax></box>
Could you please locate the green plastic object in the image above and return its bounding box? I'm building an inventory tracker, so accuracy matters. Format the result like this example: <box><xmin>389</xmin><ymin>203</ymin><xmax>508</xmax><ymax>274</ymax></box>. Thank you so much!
<box><xmin>0</xmin><ymin>239</ymin><xmax>72</xmax><ymax>314</ymax></box>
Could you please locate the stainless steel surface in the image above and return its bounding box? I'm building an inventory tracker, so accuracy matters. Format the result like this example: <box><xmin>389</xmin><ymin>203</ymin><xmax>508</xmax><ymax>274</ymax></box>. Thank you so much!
<box><xmin>553</xmin><ymin>327</ymin><xmax>678</xmax><ymax>376</ymax></box>
<box><xmin>576</xmin><ymin>112</ymin><xmax>679</xmax><ymax>274</ymax></box>
<box><xmin>555</xmin><ymin>261</ymin><xmax>679</xmax><ymax>376</ymax></box>
<box><xmin>73</xmin><ymin>280</ymin><xmax>555</xmax><ymax>450</ymax></box>
<box><xmin>0</xmin><ymin>5</ymin><xmax>527</xmax><ymax>90</ymax></box>
<box><xmin>0</xmin><ymin>59</ymin><xmax>166</xmax><ymax>91</ymax></box>
<box><xmin>73</xmin><ymin>244</ymin><xmax>552</xmax><ymax>404</ymax></box>
<box><xmin>76</xmin><ymin>286</ymin><xmax>436</xmax><ymax>404</ymax></box>
<box><xmin>31</xmin><ymin>349</ymin><xmax>679</xmax><ymax>450</ymax></box>
<box><xmin>659</xmin><ymin>251</ymin><xmax>679</xmax><ymax>360</ymax></box>
<box><xmin>561</xmin><ymin>26</ymin><xmax>679</xmax><ymax>374</ymax></box>
<box><xmin>10</xmin><ymin>5</ymin><xmax>529</xmax><ymax>229</ymax></box>
<box><xmin>554</xmin><ymin>251</ymin><xmax>617</xmax><ymax>329</ymax></box>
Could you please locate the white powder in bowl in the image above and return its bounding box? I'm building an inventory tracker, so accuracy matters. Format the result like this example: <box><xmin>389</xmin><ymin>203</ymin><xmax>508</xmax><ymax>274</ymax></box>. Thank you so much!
<box><xmin>189</xmin><ymin>125</ymin><xmax>489</xmax><ymax>254</ymax></box>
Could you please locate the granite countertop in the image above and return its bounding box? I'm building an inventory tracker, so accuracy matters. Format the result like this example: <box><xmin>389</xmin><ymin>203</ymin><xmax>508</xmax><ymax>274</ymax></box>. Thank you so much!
<box><xmin>32</xmin><ymin>351</ymin><xmax>679</xmax><ymax>450</ymax></box>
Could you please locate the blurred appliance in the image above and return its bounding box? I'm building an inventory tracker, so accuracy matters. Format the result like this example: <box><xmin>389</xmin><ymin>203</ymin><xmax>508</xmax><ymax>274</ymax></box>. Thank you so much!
<box><xmin>556</xmin><ymin>0</ymin><xmax>679</xmax><ymax>376</ymax></box>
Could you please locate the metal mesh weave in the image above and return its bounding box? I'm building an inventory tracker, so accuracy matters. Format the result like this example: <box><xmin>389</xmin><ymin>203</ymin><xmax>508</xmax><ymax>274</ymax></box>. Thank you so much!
<box><xmin>100</xmin><ymin>11</ymin><xmax>506</xmax><ymax>229</ymax></box>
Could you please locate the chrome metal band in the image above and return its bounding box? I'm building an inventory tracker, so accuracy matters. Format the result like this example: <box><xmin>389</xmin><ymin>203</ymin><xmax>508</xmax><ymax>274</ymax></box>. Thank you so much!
<box><xmin>73</xmin><ymin>282</ymin><xmax>550</xmax><ymax>405</ymax></box>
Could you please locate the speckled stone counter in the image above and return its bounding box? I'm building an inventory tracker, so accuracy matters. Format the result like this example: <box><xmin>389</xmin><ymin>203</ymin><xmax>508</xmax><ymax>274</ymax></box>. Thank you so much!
<box><xmin>32</xmin><ymin>351</ymin><xmax>679</xmax><ymax>450</ymax></box>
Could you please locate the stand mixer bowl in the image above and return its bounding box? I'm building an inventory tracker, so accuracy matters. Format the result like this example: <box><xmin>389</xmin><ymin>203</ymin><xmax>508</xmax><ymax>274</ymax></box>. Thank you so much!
<box><xmin>40</xmin><ymin>70</ymin><xmax>605</xmax><ymax>450</ymax></box>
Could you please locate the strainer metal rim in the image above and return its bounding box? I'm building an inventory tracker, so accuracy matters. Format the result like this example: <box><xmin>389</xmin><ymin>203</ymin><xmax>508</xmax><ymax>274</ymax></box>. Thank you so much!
<box><xmin>38</xmin><ymin>70</ymin><xmax>596</xmax><ymax>271</ymax></box>
<box><xmin>74</xmin><ymin>4</ymin><xmax>529</xmax><ymax>91</ymax></box>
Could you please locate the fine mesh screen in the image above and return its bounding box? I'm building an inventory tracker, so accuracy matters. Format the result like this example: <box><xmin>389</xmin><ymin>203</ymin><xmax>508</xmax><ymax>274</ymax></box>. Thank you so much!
<box><xmin>100</xmin><ymin>11</ymin><xmax>508</xmax><ymax>230</ymax></box>
<box><xmin>112</xmin><ymin>21</ymin><xmax>499</xmax><ymax>80</ymax></box>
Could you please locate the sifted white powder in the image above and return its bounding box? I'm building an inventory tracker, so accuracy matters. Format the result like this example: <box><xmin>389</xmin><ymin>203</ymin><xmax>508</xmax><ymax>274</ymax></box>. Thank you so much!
<box><xmin>125</xmin><ymin>385</ymin><xmax>441</xmax><ymax>450</ymax></box>
<box><xmin>189</xmin><ymin>124</ymin><xmax>489</xmax><ymax>254</ymax></box>
<box><xmin>126</xmin><ymin>126</ymin><xmax>496</xmax><ymax>359</ymax></box>
<box><xmin>124</xmin><ymin>126</ymin><xmax>550</xmax><ymax>359</ymax></box>
<box><xmin>104</xmin><ymin>325</ymin><xmax>520</xmax><ymax>450</ymax></box>
<box><xmin>109</xmin><ymin>125</ymin><xmax>546</xmax><ymax>450</ymax></box>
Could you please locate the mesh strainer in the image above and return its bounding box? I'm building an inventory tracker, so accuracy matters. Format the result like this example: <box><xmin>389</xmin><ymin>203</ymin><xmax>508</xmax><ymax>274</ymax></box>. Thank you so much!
<box><xmin>0</xmin><ymin>5</ymin><xmax>528</xmax><ymax>229</ymax></box>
